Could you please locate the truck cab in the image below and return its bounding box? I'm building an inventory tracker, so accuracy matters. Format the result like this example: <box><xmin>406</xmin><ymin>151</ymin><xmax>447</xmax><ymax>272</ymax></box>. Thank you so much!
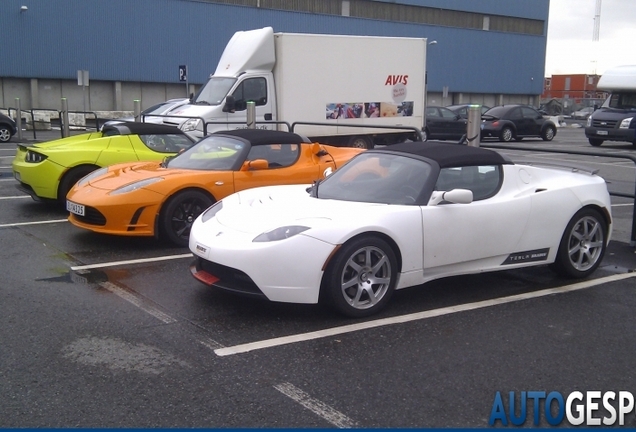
<box><xmin>585</xmin><ymin>65</ymin><xmax>636</xmax><ymax>147</ymax></box>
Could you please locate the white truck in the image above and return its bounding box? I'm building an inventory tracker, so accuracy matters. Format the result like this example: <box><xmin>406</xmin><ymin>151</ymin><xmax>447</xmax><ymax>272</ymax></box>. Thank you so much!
<box><xmin>163</xmin><ymin>27</ymin><xmax>428</xmax><ymax>148</ymax></box>
<box><xmin>585</xmin><ymin>64</ymin><xmax>636</xmax><ymax>147</ymax></box>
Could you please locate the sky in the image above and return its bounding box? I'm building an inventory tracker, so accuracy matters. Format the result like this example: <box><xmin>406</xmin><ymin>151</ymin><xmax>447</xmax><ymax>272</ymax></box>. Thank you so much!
<box><xmin>545</xmin><ymin>0</ymin><xmax>636</xmax><ymax>76</ymax></box>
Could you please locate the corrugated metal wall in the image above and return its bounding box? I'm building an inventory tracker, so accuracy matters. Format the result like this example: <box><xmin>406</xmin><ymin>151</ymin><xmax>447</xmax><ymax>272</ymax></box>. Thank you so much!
<box><xmin>0</xmin><ymin>0</ymin><xmax>549</xmax><ymax>107</ymax></box>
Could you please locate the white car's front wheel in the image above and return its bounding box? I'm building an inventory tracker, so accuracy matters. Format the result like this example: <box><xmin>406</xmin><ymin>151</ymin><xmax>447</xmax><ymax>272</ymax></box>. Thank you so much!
<box><xmin>324</xmin><ymin>236</ymin><xmax>397</xmax><ymax>317</ymax></box>
<box><xmin>550</xmin><ymin>208</ymin><xmax>607</xmax><ymax>278</ymax></box>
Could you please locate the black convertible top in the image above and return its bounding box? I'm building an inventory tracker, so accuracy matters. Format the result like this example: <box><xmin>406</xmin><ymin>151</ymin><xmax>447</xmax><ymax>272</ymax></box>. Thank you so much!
<box><xmin>102</xmin><ymin>121</ymin><xmax>187</xmax><ymax>136</ymax></box>
<box><xmin>378</xmin><ymin>141</ymin><xmax>513</xmax><ymax>168</ymax></box>
<box><xmin>214</xmin><ymin>129</ymin><xmax>308</xmax><ymax>146</ymax></box>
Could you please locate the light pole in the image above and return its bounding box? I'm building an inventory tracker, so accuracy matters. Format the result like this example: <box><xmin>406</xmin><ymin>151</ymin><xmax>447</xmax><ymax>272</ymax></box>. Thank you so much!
<box><xmin>423</xmin><ymin>40</ymin><xmax>437</xmax><ymax>140</ymax></box>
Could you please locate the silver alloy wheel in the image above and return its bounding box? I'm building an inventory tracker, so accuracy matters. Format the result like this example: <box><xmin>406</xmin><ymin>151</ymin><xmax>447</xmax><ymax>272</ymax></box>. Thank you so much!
<box><xmin>340</xmin><ymin>245</ymin><xmax>392</xmax><ymax>310</ymax></box>
<box><xmin>0</xmin><ymin>127</ymin><xmax>11</xmax><ymax>142</ymax></box>
<box><xmin>543</xmin><ymin>127</ymin><xmax>555</xmax><ymax>141</ymax></box>
<box><xmin>566</xmin><ymin>215</ymin><xmax>604</xmax><ymax>272</ymax></box>
<box><xmin>501</xmin><ymin>127</ymin><xmax>513</xmax><ymax>142</ymax></box>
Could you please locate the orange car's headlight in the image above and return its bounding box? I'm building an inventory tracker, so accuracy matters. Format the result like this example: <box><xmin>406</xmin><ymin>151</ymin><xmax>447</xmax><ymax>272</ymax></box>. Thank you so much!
<box><xmin>109</xmin><ymin>177</ymin><xmax>164</xmax><ymax>195</ymax></box>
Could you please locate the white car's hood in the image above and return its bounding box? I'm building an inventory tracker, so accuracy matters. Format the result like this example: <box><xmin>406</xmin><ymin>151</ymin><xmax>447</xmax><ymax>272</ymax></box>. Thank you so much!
<box><xmin>215</xmin><ymin>184</ymin><xmax>382</xmax><ymax>235</ymax></box>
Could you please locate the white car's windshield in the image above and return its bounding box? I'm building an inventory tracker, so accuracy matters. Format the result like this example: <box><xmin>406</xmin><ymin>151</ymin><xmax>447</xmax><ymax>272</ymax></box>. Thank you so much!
<box><xmin>193</xmin><ymin>77</ymin><xmax>237</xmax><ymax>106</ymax></box>
<box><xmin>315</xmin><ymin>153</ymin><xmax>433</xmax><ymax>205</ymax></box>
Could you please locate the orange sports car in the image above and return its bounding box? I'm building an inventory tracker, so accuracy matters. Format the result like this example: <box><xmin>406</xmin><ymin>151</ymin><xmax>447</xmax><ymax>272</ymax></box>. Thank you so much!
<box><xmin>66</xmin><ymin>129</ymin><xmax>363</xmax><ymax>246</ymax></box>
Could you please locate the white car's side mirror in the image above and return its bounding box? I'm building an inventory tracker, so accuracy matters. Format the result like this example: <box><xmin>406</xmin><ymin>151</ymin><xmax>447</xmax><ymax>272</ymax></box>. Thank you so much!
<box><xmin>428</xmin><ymin>188</ymin><xmax>473</xmax><ymax>206</ymax></box>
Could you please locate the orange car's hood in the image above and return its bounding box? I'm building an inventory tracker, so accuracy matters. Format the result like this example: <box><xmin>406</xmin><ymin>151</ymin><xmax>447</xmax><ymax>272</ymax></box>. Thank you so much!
<box><xmin>88</xmin><ymin>161</ymin><xmax>195</xmax><ymax>191</ymax></box>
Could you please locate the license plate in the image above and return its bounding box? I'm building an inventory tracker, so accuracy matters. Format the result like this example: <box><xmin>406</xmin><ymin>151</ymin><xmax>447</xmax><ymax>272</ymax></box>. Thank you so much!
<box><xmin>597</xmin><ymin>130</ymin><xmax>608</xmax><ymax>135</ymax></box>
<box><xmin>14</xmin><ymin>171</ymin><xmax>21</xmax><ymax>182</ymax></box>
<box><xmin>66</xmin><ymin>200</ymin><xmax>85</xmax><ymax>216</ymax></box>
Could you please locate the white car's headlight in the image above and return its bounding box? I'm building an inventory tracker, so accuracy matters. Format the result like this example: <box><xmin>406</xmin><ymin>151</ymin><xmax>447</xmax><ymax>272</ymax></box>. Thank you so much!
<box><xmin>76</xmin><ymin>167</ymin><xmax>108</xmax><ymax>187</ymax></box>
<box><xmin>619</xmin><ymin>117</ymin><xmax>633</xmax><ymax>129</ymax></box>
<box><xmin>109</xmin><ymin>177</ymin><xmax>163</xmax><ymax>195</ymax></box>
<box><xmin>181</xmin><ymin>118</ymin><xmax>201</xmax><ymax>132</ymax></box>
<box><xmin>253</xmin><ymin>226</ymin><xmax>310</xmax><ymax>242</ymax></box>
<box><xmin>201</xmin><ymin>201</ymin><xmax>222</xmax><ymax>222</ymax></box>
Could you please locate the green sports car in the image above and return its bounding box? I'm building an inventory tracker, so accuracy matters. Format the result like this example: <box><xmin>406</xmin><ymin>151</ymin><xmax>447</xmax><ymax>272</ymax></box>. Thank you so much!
<box><xmin>12</xmin><ymin>121</ymin><xmax>195</xmax><ymax>204</ymax></box>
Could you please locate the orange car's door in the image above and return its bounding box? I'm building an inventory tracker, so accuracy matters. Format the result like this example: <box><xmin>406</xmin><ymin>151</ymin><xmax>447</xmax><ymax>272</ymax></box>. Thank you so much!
<box><xmin>233</xmin><ymin>143</ymin><xmax>335</xmax><ymax>191</ymax></box>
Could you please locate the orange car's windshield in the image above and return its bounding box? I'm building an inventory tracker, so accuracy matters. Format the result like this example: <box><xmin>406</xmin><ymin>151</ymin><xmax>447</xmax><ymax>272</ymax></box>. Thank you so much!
<box><xmin>167</xmin><ymin>135</ymin><xmax>248</xmax><ymax>171</ymax></box>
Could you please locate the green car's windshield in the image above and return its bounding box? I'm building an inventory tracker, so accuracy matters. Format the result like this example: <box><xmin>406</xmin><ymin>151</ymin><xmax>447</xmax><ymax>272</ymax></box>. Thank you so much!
<box><xmin>166</xmin><ymin>135</ymin><xmax>247</xmax><ymax>171</ymax></box>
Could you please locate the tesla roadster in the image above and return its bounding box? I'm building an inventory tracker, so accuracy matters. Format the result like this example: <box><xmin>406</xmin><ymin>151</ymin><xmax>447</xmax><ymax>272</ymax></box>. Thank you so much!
<box><xmin>66</xmin><ymin>129</ymin><xmax>362</xmax><ymax>246</ymax></box>
<box><xmin>189</xmin><ymin>141</ymin><xmax>612</xmax><ymax>317</ymax></box>
<box><xmin>12</xmin><ymin>121</ymin><xmax>195</xmax><ymax>204</ymax></box>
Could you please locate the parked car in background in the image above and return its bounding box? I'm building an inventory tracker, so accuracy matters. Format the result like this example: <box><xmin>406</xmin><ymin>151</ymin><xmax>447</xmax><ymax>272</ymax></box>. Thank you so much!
<box><xmin>66</xmin><ymin>129</ymin><xmax>363</xmax><ymax>246</ymax></box>
<box><xmin>13</xmin><ymin>121</ymin><xmax>195</xmax><ymax>204</ymax></box>
<box><xmin>189</xmin><ymin>141</ymin><xmax>611</xmax><ymax>317</ymax></box>
<box><xmin>446</xmin><ymin>104</ymin><xmax>491</xmax><ymax>119</ymax></box>
<box><xmin>572</xmin><ymin>106</ymin><xmax>594</xmax><ymax>120</ymax></box>
<box><xmin>481</xmin><ymin>104</ymin><xmax>557</xmax><ymax>142</ymax></box>
<box><xmin>423</xmin><ymin>106</ymin><xmax>467</xmax><ymax>141</ymax></box>
<box><xmin>0</xmin><ymin>113</ymin><xmax>18</xmax><ymax>143</ymax></box>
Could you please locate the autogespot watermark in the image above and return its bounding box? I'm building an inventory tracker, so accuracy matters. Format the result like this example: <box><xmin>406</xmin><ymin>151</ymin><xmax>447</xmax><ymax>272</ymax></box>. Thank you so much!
<box><xmin>489</xmin><ymin>391</ymin><xmax>635</xmax><ymax>426</ymax></box>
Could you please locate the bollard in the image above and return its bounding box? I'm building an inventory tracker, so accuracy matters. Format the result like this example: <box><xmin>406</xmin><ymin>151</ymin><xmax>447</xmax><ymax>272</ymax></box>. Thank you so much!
<box><xmin>134</xmin><ymin>99</ymin><xmax>141</xmax><ymax>122</ymax></box>
<box><xmin>466</xmin><ymin>104</ymin><xmax>482</xmax><ymax>147</ymax></box>
<box><xmin>15</xmin><ymin>98</ymin><xmax>23</xmax><ymax>141</ymax></box>
<box><xmin>61</xmin><ymin>98</ymin><xmax>70</xmax><ymax>138</ymax></box>
<box><xmin>246</xmin><ymin>101</ymin><xmax>256</xmax><ymax>129</ymax></box>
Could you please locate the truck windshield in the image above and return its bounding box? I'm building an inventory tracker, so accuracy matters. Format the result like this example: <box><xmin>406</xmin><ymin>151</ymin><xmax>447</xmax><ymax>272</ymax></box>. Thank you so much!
<box><xmin>193</xmin><ymin>77</ymin><xmax>237</xmax><ymax>106</ymax></box>
<box><xmin>606</xmin><ymin>92</ymin><xmax>636</xmax><ymax>110</ymax></box>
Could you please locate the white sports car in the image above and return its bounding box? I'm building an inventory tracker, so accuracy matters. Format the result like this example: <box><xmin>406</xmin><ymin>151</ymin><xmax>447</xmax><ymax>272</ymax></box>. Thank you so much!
<box><xmin>189</xmin><ymin>141</ymin><xmax>612</xmax><ymax>317</ymax></box>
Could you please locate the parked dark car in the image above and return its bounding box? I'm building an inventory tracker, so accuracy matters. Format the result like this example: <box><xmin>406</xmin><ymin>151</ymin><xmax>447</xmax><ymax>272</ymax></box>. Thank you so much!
<box><xmin>423</xmin><ymin>106</ymin><xmax>467</xmax><ymax>141</ymax></box>
<box><xmin>0</xmin><ymin>113</ymin><xmax>17</xmax><ymax>143</ymax></box>
<box><xmin>481</xmin><ymin>104</ymin><xmax>557</xmax><ymax>142</ymax></box>
<box><xmin>446</xmin><ymin>103</ymin><xmax>491</xmax><ymax>119</ymax></box>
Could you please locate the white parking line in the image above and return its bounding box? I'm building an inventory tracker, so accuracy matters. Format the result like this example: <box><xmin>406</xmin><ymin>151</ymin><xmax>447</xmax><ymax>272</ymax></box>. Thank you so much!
<box><xmin>99</xmin><ymin>281</ymin><xmax>177</xmax><ymax>324</ymax></box>
<box><xmin>274</xmin><ymin>382</ymin><xmax>358</xmax><ymax>428</ymax></box>
<box><xmin>0</xmin><ymin>219</ymin><xmax>68</xmax><ymax>228</ymax></box>
<box><xmin>214</xmin><ymin>272</ymin><xmax>636</xmax><ymax>357</ymax></box>
<box><xmin>0</xmin><ymin>195</ymin><xmax>30</xmax><ymax>200</ymax></box>
<box><xmin>71</xmin><ymin>253</ymin><xmax>193</xmax><ymax>271</ymax></box>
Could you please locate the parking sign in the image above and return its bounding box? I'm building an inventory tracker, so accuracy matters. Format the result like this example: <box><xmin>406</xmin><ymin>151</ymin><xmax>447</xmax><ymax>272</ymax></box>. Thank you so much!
<box><xmin>179</xmin><ymin>65</ymin><xmax>187</xmax><ymax>82</ymax></box>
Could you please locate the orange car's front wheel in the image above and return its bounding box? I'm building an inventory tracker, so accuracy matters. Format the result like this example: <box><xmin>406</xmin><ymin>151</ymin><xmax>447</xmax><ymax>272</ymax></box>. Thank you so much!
<box><xmin>161</xmin><ymin>190</ymin><xmax>214</xmax><ymax>247</ymax></box>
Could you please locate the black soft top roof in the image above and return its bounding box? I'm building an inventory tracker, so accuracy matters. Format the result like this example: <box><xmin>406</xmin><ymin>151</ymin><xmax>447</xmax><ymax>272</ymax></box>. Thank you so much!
<box><xmin>213</xmin><ymin>129</ymin><xmax>308</xmax><ymax>146</ymax></box>
<box><xmin>376</xmin><ymin>141</ymin><xmax>513</xmax><ymax>168</ymax></box>
<box><xmin>102</xmin><ymin>121</ymin><xmax>186</xmax><ymax>136</ymax></box>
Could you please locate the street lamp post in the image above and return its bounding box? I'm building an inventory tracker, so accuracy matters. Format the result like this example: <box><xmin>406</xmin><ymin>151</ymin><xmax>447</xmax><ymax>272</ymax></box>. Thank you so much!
<box><xmin>423</xmin><ymin>40</ymin><xmax>437</xmax><ymax>141</ymax></box>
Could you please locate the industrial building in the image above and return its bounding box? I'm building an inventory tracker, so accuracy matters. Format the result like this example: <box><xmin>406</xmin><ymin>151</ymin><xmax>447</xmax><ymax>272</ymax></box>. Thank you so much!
<box><xmin>1</xmin><ymin>0</ymin><xmax>549</xmax><ymax>113</ymax></box>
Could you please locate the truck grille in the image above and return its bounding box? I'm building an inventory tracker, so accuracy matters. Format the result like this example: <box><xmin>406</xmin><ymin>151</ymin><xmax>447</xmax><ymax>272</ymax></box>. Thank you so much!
<box><xmin>591</xmin><ymin>119</ymin><xmax>619</xmax><ymax>128</ymax></box>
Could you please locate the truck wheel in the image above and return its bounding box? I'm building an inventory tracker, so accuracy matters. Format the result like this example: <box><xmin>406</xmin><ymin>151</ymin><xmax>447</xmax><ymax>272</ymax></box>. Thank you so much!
<box><xmin>347</xmin><ymin>136</ymin><xmax>373</xmax><ymax>149</ymax></box>
<box><xmin>588</xmin><ymin>138</ymin><xmax>603</xmax><ymax>147</ymax></box>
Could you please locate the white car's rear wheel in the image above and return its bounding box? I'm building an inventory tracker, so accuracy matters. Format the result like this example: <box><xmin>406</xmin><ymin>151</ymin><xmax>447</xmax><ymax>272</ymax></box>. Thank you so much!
<box><xmin>550</xmin><ymin>208</ymin><xmax>607</xmax><ymax>278</ymax></box>
<box><xmin>324</xmin><ymin>236</ymin><xmax>397</xmax><ymax>317</ymax></box>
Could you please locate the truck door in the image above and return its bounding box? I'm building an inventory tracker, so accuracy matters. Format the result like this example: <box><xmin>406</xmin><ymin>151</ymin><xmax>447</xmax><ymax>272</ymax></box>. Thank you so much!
<box><xmin>226</xmin><ymin>76</ymin><xmax>275</xmax><ymax>130</ymax></box>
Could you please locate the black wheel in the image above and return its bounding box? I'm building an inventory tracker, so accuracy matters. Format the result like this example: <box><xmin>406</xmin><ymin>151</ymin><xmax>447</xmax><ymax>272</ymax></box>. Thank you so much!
<box><xmin>499</xmin><ymin>127</ymin><xmax>514</xmax><ymax>142</ymax></box>
<box><xmin>323</xmin><ymin>236</ymin><xmax>397</xmax><ymax>317</ymax></box>
<box><xmin>58</xmin><ymin>165</ymin><xmax>99</xmax><ymax>203</ymax></box>
<box><xmin>589</xmin><ymin>138</ymin><xmax>603</xmax><ymax>147</ymax></box>
<box><xmin>161</xmin><ymin>190</ymin><xmax>213</xmax><ymax>247</ymax></box>
<box><xmin>550</xmin><ymin>208</ymin><xmax>607</xmax><ymax>278</ymax></box>
<box><xmin>347</xmin><ymin>136</ymin><xmax>373</xmax><ymax>149</ymax></box>
<box><xmin>0</xmin><ymin>125</ymin><xmax>12</xmax><ymax>142</ymax></box>
<box><xmin>421</xmin><ymin>128</ymin><xmax>429</xmax><ymax>142</ymax></box>
<box><xmin>541</xmin><ymin>126</ymin><xmax>555</xmax><ymax>141</ymax></box>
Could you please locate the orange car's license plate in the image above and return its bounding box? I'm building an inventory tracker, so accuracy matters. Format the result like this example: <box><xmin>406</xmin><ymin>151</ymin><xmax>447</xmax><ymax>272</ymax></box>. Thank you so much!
<box><xmin>66</xmin><ymin>200</ymin><xmax>85</xmax><ymax>216</ymax></box>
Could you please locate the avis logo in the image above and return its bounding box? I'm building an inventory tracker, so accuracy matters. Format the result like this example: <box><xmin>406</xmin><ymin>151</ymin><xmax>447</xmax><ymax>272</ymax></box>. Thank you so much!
<box><xmin>385</xmin><ymin>74</ymin><xmax>408</xmax><ymax>85</ymax></box>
